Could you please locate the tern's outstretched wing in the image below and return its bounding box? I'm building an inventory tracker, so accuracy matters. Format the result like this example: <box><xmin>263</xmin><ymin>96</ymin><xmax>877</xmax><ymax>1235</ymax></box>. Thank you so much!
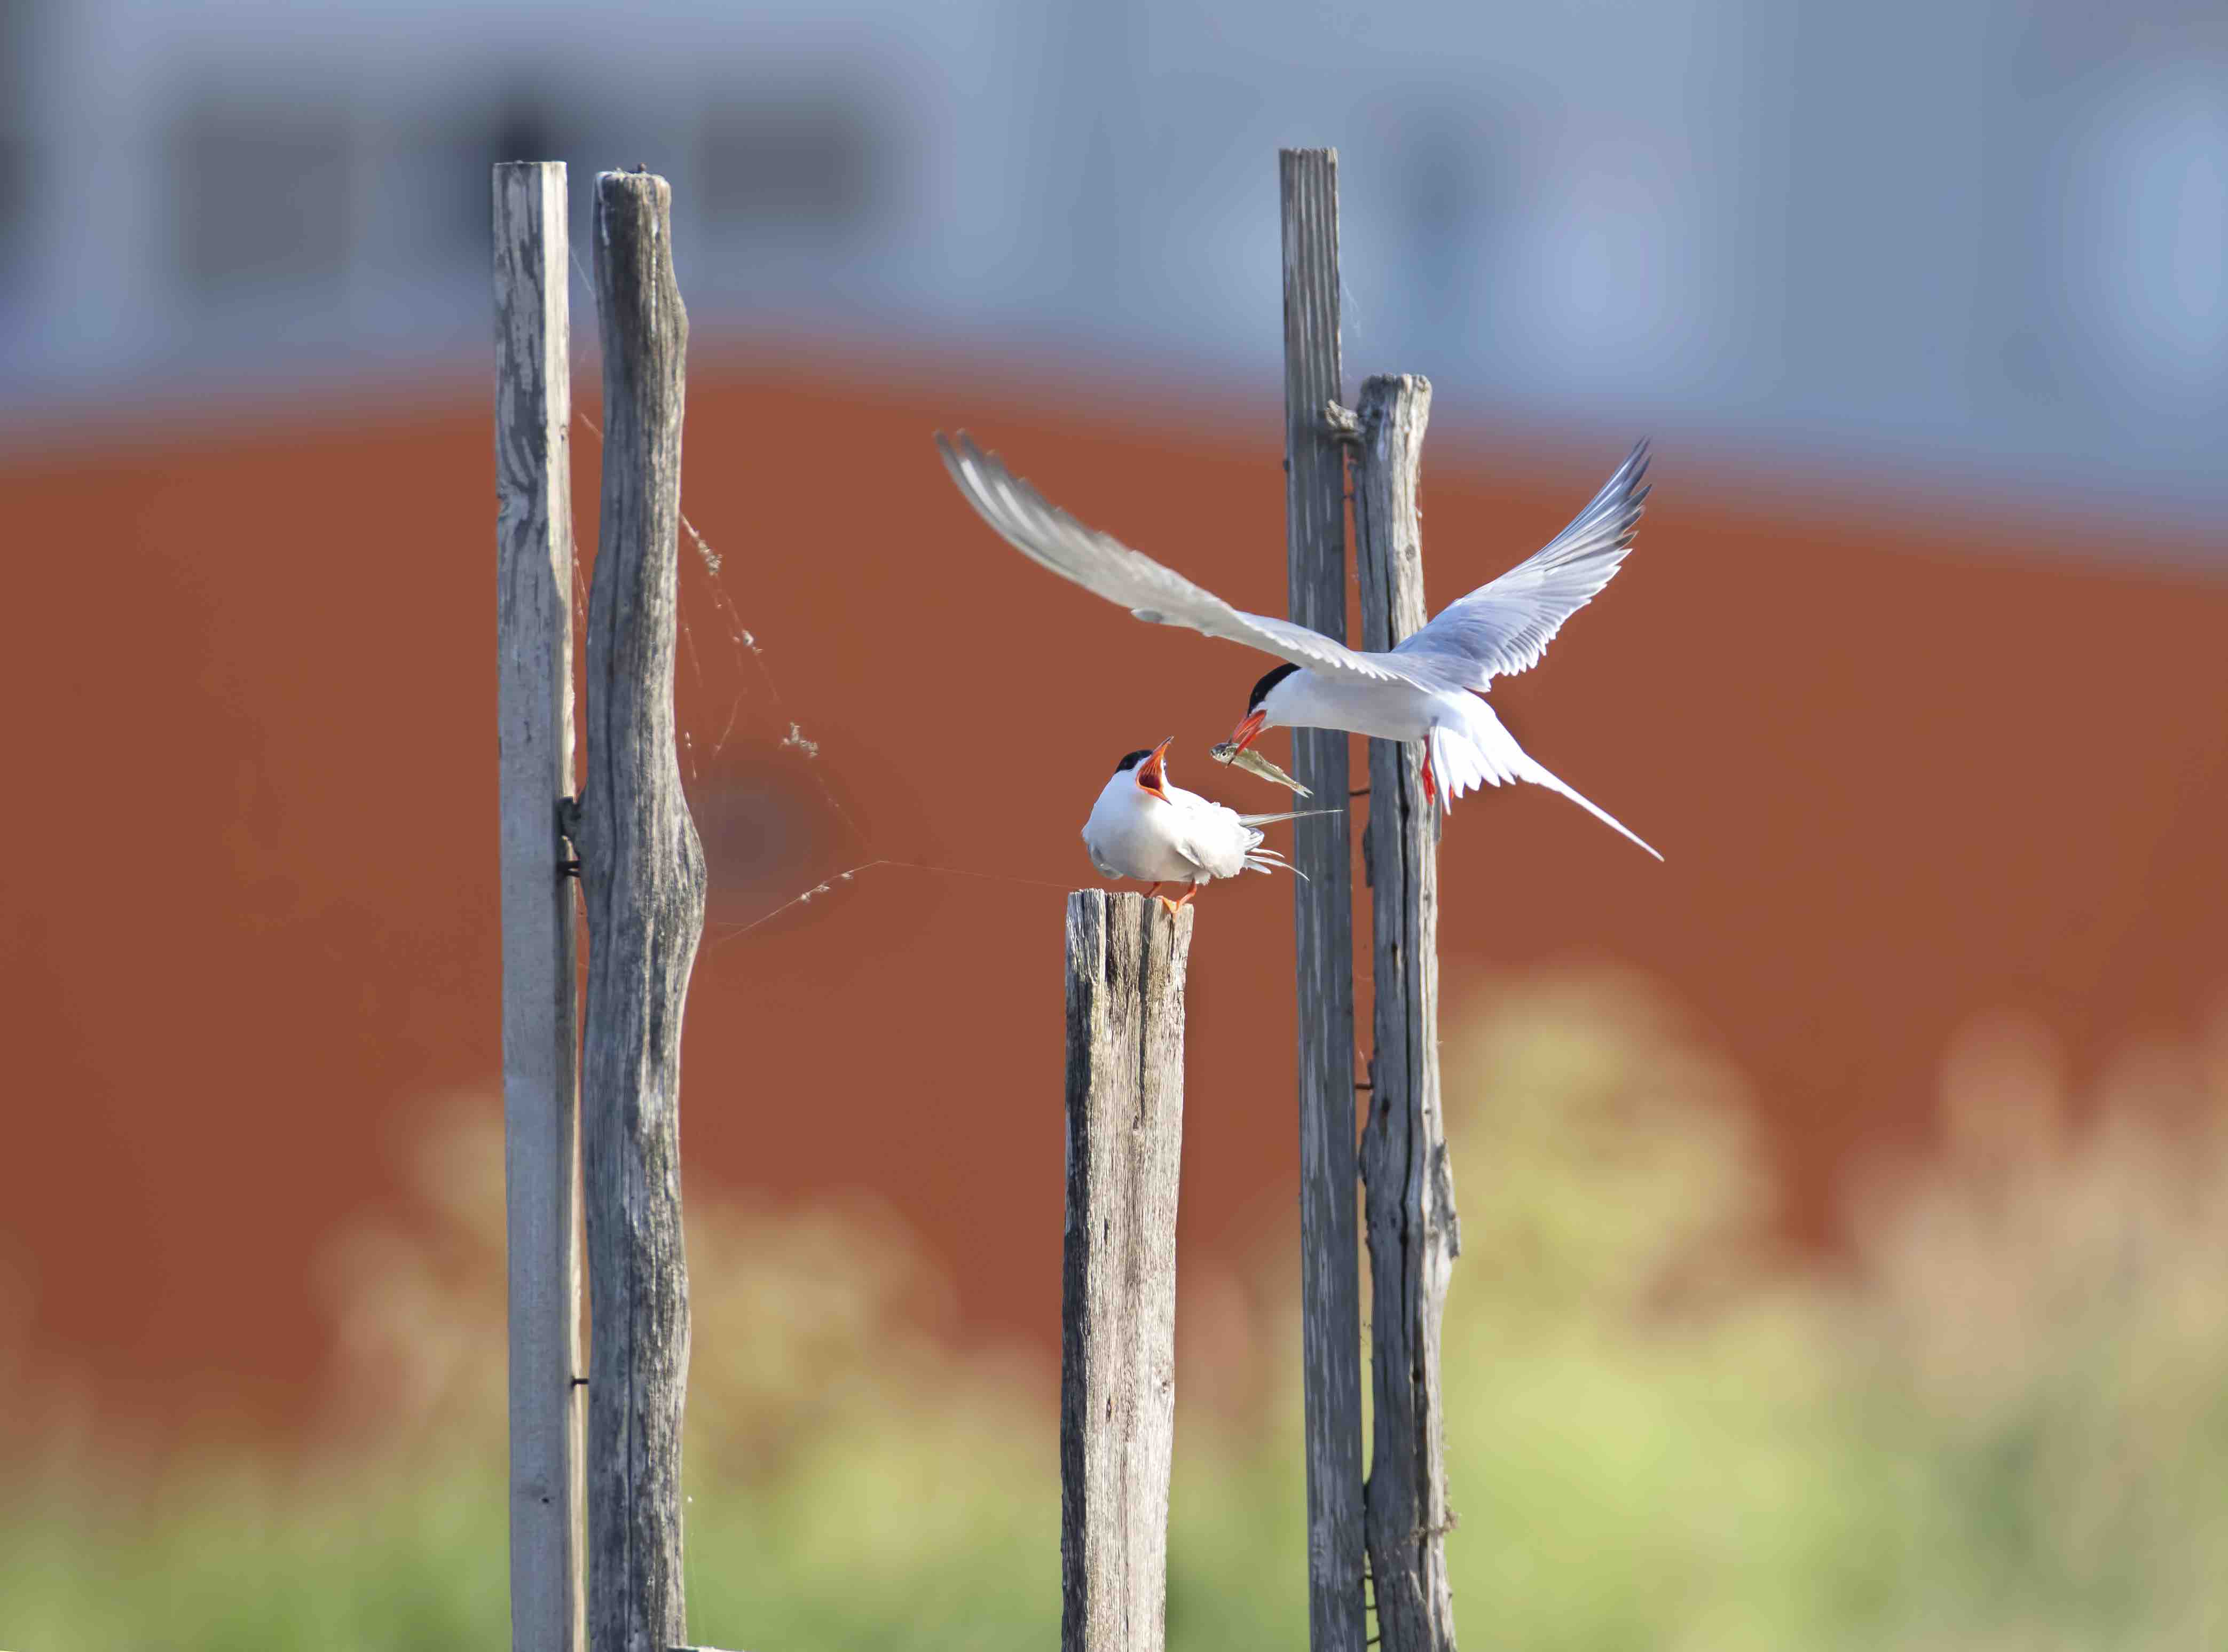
<box><xmin>1394</xmin><ymin>439</ymin><xmax>1651</xmax><ymax>689</ymax></box>
<box><xmin>936</xmin><ymin>432</ymin><xmax>1429</xmax><ymax>690</ymax></box>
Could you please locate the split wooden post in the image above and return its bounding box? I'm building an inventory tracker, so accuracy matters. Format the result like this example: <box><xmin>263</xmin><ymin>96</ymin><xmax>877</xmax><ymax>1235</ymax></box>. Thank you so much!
<box><xmin>1354</xmin><ymin>375</ymin><xmax>1460</xmax><ymax>1652</ymax></box>
<box><xmin>1061</xmin><ymin>890</ymin><xmax>1195</xmax><ymax>1652</ymax></box>
<box><xmin>493</xmin><ymin>159</ymin><xmax>587</xmax><ymax>1652</ymax></box>
<box><xmin>575</xmin><ymin>169</ymin><xmax>708</xmax><ymax>1652</ymax></box>
<box><xmin>1278</xmin><ymin>146</ymin><xmax>1368</xmax><ymax>1652</ymax></box>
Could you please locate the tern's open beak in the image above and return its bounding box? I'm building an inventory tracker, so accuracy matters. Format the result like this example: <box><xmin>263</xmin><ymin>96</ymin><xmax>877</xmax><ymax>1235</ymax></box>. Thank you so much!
<box><xmin>1229</xmin><ymin>708</ymin><xmax>1268</xmax><ymax>754</ymax></box>
<box><xmin>1137</xmin><ymin>736</ymin><xmax>1175</xmax><ymax>799</ymax></box>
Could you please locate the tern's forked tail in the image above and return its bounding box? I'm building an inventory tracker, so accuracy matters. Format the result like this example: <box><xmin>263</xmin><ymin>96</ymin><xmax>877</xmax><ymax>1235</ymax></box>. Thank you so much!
<box><xmin>1517</xmin><ymin>760</ymin><xmax>1663</xmax><ymax>860</ymax></box>
<box><xmin>1429</xmin><ymin>712</ymin><xmax>1663</xmax><ymax>860</ymax></box>
<box><xmin>1238</xmin><ymin>807</ymin><xmax>1339</xmax><ymax>878</ymax></box>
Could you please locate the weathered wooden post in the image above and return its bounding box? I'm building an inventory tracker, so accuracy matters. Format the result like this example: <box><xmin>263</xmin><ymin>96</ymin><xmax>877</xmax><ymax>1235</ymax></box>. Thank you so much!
<box><xmin>1354</xmin><ymin>375</ymin><xmax>1460</xmax><ymax>1652</ymax></box>
<box><xmin>1277</xmin><ymin>146</ymin><xmax>1369</xmax><ymax>1652</ymax></box>
<box><xmin>574</xmin><ymin>168</ymin><xmax>707</xmax><ymax>1652</ymax></box>
<box><xmin>1061</xmin><ymin>890</ymin><xmax>1195</xmax><ymax>1652</ymax></box>
<box><xmin>493</xmin><ymin>157</ymin><xmax>587</xmax><ymax>1652</ymax></box>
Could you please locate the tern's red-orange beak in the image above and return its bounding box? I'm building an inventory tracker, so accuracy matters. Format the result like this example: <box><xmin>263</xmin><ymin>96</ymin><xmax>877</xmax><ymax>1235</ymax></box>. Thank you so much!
<box><xmin>1229</xmin><ymin>708</ymin><xmax>1268</xmax><ymax>754</ymax></box>
<box><xmin>1136</xmin><ymin>736</ymin><xmax>1175</xmax><ymax>800</ymax></box>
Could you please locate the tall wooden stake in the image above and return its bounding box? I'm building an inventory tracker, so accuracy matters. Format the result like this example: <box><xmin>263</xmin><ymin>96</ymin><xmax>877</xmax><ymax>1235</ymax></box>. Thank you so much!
<box><xmin>577</xmin><ymin>169</ymin><xmax>707</xmax><ymax>1652</ymax></box>
<box><xmin>1279</xmin><ymin>145</ymin><xmax>1368</xmax><ymax>1652</ymax></box>
<box><xmin>1060</xmin><ymin>890</ymin><xmax>1195</xmax><ymax>1652</ymax></box>
<box><xmin>493</xmin><ymin>158</ymin><xmax>586</xmax><ymax>1652</ymax></box>
<box><xmin>1355</xmin><ymin>375</ymin><xmax>1459</xmax><ymax>1652</ymax></box>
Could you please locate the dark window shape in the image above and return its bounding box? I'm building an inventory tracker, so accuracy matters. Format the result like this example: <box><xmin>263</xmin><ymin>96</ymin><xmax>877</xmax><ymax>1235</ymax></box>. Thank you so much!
<box><xmin>697</xmin><ymin>89</ymin><xmax>884</xmax><ymax>233</ymax></box>
<box><xmin>172</xmin><ymin>92</ymin><xmax>356</xmax><ymax>292</ymax></box>
<box><xmin>0</xmin><ymin>0</ymin><xmax>41</xmax><ymax>283</ymax></box>
<box><xmin>455</xmin><ymin>86</ymin><xmax>581</xmax><ymax>262</ymax></box>
<box><xmin>1365</xmin><ymin>93</ymin><xmax>1527</xmax><ymax>324</ymax></box>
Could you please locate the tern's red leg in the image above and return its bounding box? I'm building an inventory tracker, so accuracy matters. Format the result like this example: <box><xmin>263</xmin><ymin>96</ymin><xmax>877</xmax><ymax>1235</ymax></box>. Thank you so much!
<box><xmin>1171</xmin><ymin>885</ymin><xmax>1200</xmax><ymax>912</ymax></box>
<box><xmin>1143</xmin><ymin>882</ymin><xmax>1164</xmax><ymax>902</ymax></box>
<box><xmin>1421</xmin><ymin>749</ymin><xmax>1438</xmax><ymax>806</ymax></box>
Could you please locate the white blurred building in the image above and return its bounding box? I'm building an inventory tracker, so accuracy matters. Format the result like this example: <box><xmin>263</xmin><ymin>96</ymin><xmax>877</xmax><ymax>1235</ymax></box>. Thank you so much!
<box><xmin>1</xmin><ymin>0</ymin><xmax>2221</xmax><ymax>532</ymax></box>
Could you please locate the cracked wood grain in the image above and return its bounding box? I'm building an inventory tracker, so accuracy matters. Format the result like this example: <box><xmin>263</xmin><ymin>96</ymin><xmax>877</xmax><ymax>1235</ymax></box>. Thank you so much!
<box><xmin>493</xmin><ymin>157</ymin><xmax>587</xmax><ymax>1652</ymax></box>
<box><xmin>1355</xmin><ymin>373</ymin><xmax>1459</xmax><ymax>1652</ymax></box>
<box><xmin>578</xmin><ymin>169</ymin><xmax>707</xmax><ymax>1652</ymax></box>
<box><xmin>1061</xmin><ymin>890</ymin><xmax>1194</xmax><ymax>1652</ymax></box>
<box><xmin>1280</xmin><ymin>145</ymin><xmax>1368</xmax><ymax>1652</ymax></box>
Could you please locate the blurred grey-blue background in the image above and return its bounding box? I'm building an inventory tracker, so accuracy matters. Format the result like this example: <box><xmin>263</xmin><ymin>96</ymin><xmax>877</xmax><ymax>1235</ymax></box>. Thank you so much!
<box><xmin>7</xmin><ymin>7</ymin><xmax>2228</xmax><ymax>1649</ymax></box>
<box><xmin>3</xmin><ymin>0</ymin><xmax>2223</xmax><ymax>535</ymax></box>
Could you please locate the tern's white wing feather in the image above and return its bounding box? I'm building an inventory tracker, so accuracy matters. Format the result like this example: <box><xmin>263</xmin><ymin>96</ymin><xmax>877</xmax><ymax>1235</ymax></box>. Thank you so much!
<box><xmin>938</xmin><ymin>433</ymin><xmax>1431</xmax><ymax>691</ymax></box>
<box><xmin>1395</xmin><ymin>439</ymin><xmax>1651</xmax><ymax>689</ymax></box>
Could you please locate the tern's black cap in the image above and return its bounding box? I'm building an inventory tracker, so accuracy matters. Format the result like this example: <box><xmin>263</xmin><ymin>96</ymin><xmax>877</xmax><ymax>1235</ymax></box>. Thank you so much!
<box><xmin>1246</xmin><ymin>663</ymin><xmax>1300</xmax><ymax>713</ymax></box>
<box><xmin>1114</xmin><ymin>748</ymin><xmax>1156</xmax><ymax>773</ymax></box>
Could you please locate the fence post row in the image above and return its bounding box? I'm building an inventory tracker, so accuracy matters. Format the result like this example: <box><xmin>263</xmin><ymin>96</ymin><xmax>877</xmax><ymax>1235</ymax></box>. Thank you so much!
<box><xmin>1278</xmin><ymin>146</ymin><xmax>1370</xmax><ymax>1652</ymax></box>
<box><xmin>495</xmin><ymin>161</ymin><xmax>707</xmax><ymax>1652</ymax></box>
<box><xmin>1355</xmin><ymin>375</ymin><xmax>1460</xmax><ymax>1652</ymax></box>
<box><xmin>493</xmin><ymin>158</ymin><xmax>588</xmax><ymax>1652</ymax></box>
<box><xmin>498</xmin><ymin>154</ymin><xmax>1453</xmax><ymax>1652</ymax></box>
<box><xmin>574</xmin><ymin>168</ymin><xmax>708</xmax><ymax>1652</ymax></box>
<box><xmin>1060</xmin><ymin>890</ymin><xmax>1196</xmax><ymax>1652</ymax></box>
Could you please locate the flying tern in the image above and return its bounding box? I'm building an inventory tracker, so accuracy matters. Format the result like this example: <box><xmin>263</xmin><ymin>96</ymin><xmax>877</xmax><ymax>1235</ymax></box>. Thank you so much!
<box><xmin>937</xmin><ymin>432</ymin><xmax>1662</xmax><ymax>859</ymax></box>
<box><xmin>1082</xmin><ymin>738</ymin><xmax>1327</xmax><ymax>912</ymax></box>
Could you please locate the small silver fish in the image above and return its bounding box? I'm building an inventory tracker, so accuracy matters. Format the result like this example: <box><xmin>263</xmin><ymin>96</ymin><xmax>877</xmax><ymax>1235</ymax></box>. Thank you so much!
<box><xmin>1209</xmin><ymin>741</ymin><xmax>1313</xmax><ymax>797</ymax></box>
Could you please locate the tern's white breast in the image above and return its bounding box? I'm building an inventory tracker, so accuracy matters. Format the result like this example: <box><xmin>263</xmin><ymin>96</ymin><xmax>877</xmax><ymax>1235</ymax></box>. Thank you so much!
<box><xmin>1082</xmin><ymin>778</ymin><xmax>1209</xmax><ymax>883</ymax></box>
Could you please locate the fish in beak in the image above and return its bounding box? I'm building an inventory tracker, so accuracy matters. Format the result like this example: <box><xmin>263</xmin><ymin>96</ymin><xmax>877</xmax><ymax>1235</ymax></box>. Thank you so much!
<box><xmin>1228</xmin><ymin>708</ymin><xmax>1267</xmax><ymax>755</ymax></box>
<box><xmin>1136</xmin><ymin>736</ymin><xmax>1175</xmax><ymax>800</ymax></box>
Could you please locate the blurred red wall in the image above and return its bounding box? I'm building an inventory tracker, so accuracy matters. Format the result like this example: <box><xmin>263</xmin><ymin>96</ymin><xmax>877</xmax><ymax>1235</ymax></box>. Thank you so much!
<box><xmin>5</xmin><ymin>351</ymin><xmax>2224</xmax><ymax>1438</ymax></box>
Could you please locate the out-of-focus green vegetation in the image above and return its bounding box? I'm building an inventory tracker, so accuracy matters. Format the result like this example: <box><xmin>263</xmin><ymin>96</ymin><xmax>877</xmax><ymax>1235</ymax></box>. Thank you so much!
<box><xmin>6</xmin><ymin>975</ymin><xmax>2227</xmax><ymax>1649</ymax></box>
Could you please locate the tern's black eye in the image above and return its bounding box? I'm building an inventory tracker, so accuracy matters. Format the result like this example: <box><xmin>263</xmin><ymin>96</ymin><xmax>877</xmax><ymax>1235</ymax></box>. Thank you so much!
<box><xmin>1115</xmin><ymin>748</ymin><xmax>1155</xmax><ymax>774</ymax></box>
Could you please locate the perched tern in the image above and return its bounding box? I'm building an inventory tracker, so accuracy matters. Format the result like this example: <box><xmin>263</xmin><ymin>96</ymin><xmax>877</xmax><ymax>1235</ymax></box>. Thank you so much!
<box><xmin>937</xmin><ymin>432</ymin><xmax>1662</xmax><ymax>859</ymax></box>
<box><xmin>1082</xmin><ymin>738</ymin><xmax>1326</xmax><ymax>912</ymax></box>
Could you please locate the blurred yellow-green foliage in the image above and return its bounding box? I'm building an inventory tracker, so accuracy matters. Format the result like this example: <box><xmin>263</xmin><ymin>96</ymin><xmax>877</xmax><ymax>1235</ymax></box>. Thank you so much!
<box><xmin>6</xmin><ymin>975</ymin><xmax>2227</xmax><ymax>1649</ymax></box>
